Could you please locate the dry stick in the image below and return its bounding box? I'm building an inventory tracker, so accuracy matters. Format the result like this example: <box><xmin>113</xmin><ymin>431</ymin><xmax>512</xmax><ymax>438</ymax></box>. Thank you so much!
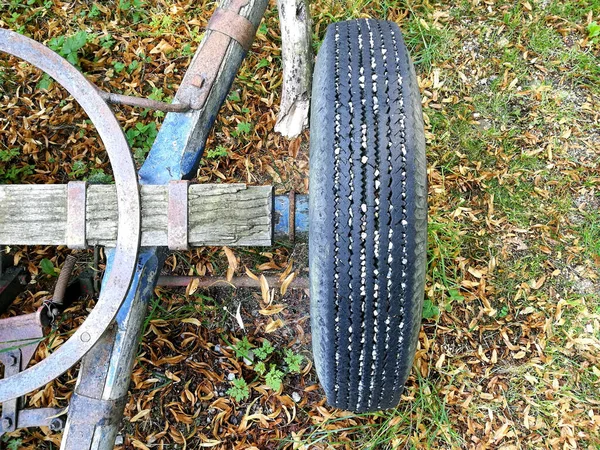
<box><xmin>274</xmin><ymin>0</ymin><xmax>313</xmax><ymax>138</ymax></box>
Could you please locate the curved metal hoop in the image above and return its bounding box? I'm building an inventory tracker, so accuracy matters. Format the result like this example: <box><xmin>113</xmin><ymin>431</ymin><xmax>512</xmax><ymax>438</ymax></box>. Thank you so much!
<box><xmin>0</xmin><ymin>29</ymin><xmax>141</xmax><ymax>401</ymax></box>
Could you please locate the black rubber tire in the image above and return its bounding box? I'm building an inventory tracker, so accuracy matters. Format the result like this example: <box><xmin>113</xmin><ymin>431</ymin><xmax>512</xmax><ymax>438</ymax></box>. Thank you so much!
<box><xmin>309</xmin><ymin>19</ymin><xmax>427</xmax><ymax>413</ymax></box>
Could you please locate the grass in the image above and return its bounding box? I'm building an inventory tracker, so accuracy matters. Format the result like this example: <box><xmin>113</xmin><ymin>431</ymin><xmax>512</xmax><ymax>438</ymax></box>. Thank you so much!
<box><xmin>293</xmin><ymin>374</ymin><xmax>463</xmax><ymax>450</ymax></box>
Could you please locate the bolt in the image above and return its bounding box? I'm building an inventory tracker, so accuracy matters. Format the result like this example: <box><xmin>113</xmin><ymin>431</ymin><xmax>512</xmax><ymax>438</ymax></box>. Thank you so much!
<box><xmin>1</xmin><ymin>417</ymin><xmax>12</xmax><ymax>429</ymax></box>
<box><xmin>49</xmin><ymin>417</ymin><xmax>64</xmax><ymax>432</ymax></box>
<box><xmin>81</xmin><ymin>332</ymin><xmax>91</xmax><ymax>342</ymax></box>
<box><xmin>190</xmin><ymin>74</ymin><xmax>205</xmax><ymax>88</ymax></box>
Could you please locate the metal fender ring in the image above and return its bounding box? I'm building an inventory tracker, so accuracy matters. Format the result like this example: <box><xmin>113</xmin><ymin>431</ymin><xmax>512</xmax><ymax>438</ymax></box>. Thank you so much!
<box><xmin>0</xmin><ymin>29</ymin><xmax>141</xmax><ymax>402</ymax></box>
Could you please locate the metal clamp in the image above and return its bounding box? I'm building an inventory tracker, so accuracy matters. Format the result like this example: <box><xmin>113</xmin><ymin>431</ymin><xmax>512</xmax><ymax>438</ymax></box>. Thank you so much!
<box><xmin>207</xmin><ymin>6</ymin><xmax>256</xmax><ymax>51</ymax></box>
<box><xmin>67</xmin><ymin>181</ymin><xmax>87</xmax><ymax>250</ymax></box>
<box><xmin>168</xmin><ymin>180</ymin><xmax>190</xmax><ymax>251</ymax></box>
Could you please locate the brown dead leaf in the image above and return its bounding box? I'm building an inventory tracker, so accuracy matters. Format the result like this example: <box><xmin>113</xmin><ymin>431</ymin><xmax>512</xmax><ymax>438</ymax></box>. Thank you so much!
<box><xmin>264</xmin><ymin>319</ymin><xmax>284</xmax><ymax>333</ymax></box>
<box><xmin>280</xmin><ymin>272</ymin><xmax>296</xmax><ymax>296</ymax></box>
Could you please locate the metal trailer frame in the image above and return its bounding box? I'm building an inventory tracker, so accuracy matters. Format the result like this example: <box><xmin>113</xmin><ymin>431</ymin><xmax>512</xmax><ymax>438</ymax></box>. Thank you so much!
<box><xmin>0</xmin><ymin>0</ymin><xmax>314</xmax><ymax>447</ymax></box>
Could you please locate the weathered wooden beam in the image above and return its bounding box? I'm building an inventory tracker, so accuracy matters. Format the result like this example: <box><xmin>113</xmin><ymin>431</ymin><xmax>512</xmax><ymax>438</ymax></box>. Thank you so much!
<box><xmin>0</xmin><ymin>184</ymin><xmax>272</xmax><ymax>247</ymax></box>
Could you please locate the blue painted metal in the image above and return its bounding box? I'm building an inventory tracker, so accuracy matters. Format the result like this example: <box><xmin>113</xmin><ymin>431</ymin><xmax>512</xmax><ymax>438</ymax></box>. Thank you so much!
<box><xmin>138</xmin><ymin>111</ymin><xmax>214</xmax><ymax>184</ymax></box>
<box><xmin>273</xmin><ymin>194</ymin><xmax>309</xmax><ymax>237</ymax></box>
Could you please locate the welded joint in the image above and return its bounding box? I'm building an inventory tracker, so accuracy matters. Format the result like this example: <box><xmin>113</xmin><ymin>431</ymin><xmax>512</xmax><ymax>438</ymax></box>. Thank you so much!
<box><xmin>66</xmin><ymin>181</ymin><xmax>87</xmax><ymax>250</ymax></box>
<box><xmin>168</xmin><ymin>180</ymin><xmax>190</xmax><ymax>251</ymax></box>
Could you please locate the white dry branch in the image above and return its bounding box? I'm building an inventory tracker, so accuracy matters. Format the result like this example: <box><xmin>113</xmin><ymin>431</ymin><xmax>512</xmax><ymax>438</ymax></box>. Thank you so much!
<box><xmin>274</xmin><ymin>0</ymin><xmax>313</xmax><ymax>138</ymax></box>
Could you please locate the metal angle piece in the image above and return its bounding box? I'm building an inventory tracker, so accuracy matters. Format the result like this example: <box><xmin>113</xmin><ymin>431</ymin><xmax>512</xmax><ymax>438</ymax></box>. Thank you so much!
<box><xmin>168</xmin><ymin>180</ymin><xmax>190</xmax><ymax>251</ymax></box>
<box><xmin>0</xmin><ymin>28</ymin><xmax>141</xmax><ymax>402</ymax></box>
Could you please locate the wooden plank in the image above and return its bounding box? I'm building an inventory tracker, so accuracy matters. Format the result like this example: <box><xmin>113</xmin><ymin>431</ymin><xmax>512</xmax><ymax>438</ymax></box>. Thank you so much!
<box><xmin>0</xmin><ymin>184</ymin><xmax>272</xmax><ymax>247</ymax></box>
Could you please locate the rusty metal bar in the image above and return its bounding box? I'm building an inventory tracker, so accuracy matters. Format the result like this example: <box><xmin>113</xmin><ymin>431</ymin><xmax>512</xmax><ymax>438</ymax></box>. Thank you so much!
<box><xmin>157</xmin><ymin>274</ymin><xmax>309</xmax><ymax>290</ymax></box>
<box><xmin>97</xmin><ymin>89</ymin><xmax>191</xmax><ymax>113</ymax></box>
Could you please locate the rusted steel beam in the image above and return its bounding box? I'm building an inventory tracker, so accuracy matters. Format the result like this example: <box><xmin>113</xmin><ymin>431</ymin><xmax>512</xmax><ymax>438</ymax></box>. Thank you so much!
<box><xmin>157</xmin><ymin>275</ymin><xmax>309</xmax><ymax>290</ymax></box>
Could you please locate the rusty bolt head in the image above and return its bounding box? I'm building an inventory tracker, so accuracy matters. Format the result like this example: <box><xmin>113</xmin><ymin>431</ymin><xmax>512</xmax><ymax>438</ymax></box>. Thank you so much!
<box><xmin>1</xmin><ymin>417</ymin><xmax>12</xmax><ymax>429</ymax></box>
<box><xmin>189</xmin><ymin>74</ymin><xmax>206</xmax><ymax>88</ymax></box>
<box><xmin>49</xmin><ymin>417</ymin><xmax>65</xmax><ymax>432</ymax></box>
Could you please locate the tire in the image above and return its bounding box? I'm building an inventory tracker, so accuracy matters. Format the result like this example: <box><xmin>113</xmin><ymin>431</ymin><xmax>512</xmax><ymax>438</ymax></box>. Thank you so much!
<box><xmin>309</xmin><ymin>19</ymin><xmax>427</xmax><ymax>413</ymax></box>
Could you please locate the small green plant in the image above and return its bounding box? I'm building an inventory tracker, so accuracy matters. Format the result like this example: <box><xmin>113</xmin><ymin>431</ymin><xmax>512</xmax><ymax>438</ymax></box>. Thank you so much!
<box><xmin>113</xmin><ymin>61</ymin><xmax>126</xmax><ymax>73</ymax></box>
<box><xmin>254</xmin><ymin>339</ymin><xmax>275</xmax><ymax>360</ymax></box>
<box><xmin>126</xmin><ymin>122</ymin><xmax>158</xmax><ymax>164</ymax></box>
<box><xmin>205</xmin><ymin>145</ymin><xmax>229</xmax><ymax>160</ymax></box>
<box><xmin>497</xmin><ymin>305</ymin><xmax>509</xmax><ymax>319</ymax></box>
<box><xmin>587</xmin><ymin>21</ymin><xmax>600</xmax><ymax>41</ymax></box>
<box><xmin>40</xmin><ymin>258</ymin><xmax>57</xmax><ymax>276</ymax></box>
<box><xmin>256</xmin><ymin>58</ymin><xmax>270</xmax><ymax>69</ymax></box>
<box><xmin>228</xmin><ymin>91</ymin><xmax>241</xmax><ymax>102</ymax></box>
<box><xmin>0</xmin><ymin>164</ymin><xmax>34</xmax><ymax>182</ymax></box>
<box><xmin>37</xmin><ymin>73</ymin><xmax>53</xmax><ymax>90</ymax></box>
<box><xmin>70</xmin><ymin>160</ymin><xmax>87</xmax><ymax>178</ymax></box>
<box><xmin>2</xmin><ymin>436</ymin><xmax>23</xmax><ymax>450</ymax></box>
<box><xmin>118</xmin><ymin>0</ymin><xmax>145</xmax><ymax>23</ymax></box>
<box><xmin>254</xmin><ymin>361</ymin><xmax>266</xmax><ymax>375</ymax></box>
<box><xmin>422</xmin><ymin>299</ymin><xmax>440</xmax><ymax>320</ymax></box>
<box><xmin>181</xmin><ymin>43</ymin><xmax>194</xmax><ymax>57</ymax></box>
<box><xmin>233</xmin><ymin>336</ymin><xmax>253</xmax><ymax>360</ymax></box>
<box><xmin>0</xmin><ymin>148</ymin><xmax>19</xmax><ymax>162</ymax></box>
<box><xmin>232</xmin><ymin>122</ymin><xmax>252</xmax><ymax>137</ymax></box>
<box><xmin>88</xmin><ymin>168</ymin><xmax>113</xmax><ymax>184</ymax></box>
<box><xmin>48</xmin><ymin>31</ymin><xmax>89</xmax><ymax>66</ymax></box>
<box><xmin>226</xmin><ymin>377</ymin><xmax>250</xmax><ymax>402</ymax></box>
<box><xmin>127</xmin><ymin>60</ymin><xmax>139</xmax><ymax>74</ymax></box>
<box><xmin>283</xmin><ymin>349</ymin><xmax>303</xmax><ymax>374</ymax></box>
<box><xmin>99</xmin><ymin>34</ymin><xmax>115</xmax><ymax>49</ymax></box>
<box><xmin>265</xmin><ymin>365</ymin><xmax>285</xmax><ymax>391</ymax></box>
<box><xmin>87</xmin><ymin>4</ymin><xmax>101</xmax><ymax>18</ymax></box>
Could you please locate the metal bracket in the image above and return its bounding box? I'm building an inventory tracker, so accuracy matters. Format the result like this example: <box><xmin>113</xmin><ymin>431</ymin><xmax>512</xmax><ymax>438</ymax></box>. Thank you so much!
<box><xmin>207</xmin><ymin>6</ymin><xmax>256</xmax><ymax>51</ymax></box>
<box><xmin>0</xmin><ymin>350</ymin><xmax>20</xmax><ymax>433</ymax></box>
<box><xmin>167</xmin><ymin>180</ymin><xmax>190</xmax><ymax>251</ymax></box>
<box><xmin>176</xmin><ymin>0</ymin><xmax>252</xmax><ymax>111</ymax></box>
<box><xmin>67</xmin><ymin>182</ymin><xmax>87</xmax><ymax>250</ymax></box>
